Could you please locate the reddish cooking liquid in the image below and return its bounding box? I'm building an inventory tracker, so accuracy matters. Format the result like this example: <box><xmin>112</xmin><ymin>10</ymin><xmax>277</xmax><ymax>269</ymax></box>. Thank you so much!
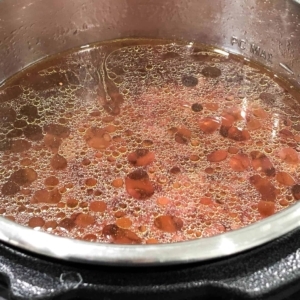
<box><xmin>0</xmin><ymin>39</ymin><xmax>300</xmax><ymax>244</ymax></box>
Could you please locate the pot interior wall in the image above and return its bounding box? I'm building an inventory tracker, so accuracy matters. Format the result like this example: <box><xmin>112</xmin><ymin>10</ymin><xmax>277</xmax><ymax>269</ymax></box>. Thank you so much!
<box><xmin>0</xmin><ymin>0</ymin><xmax>300</xmax><ymax>86</ymax></box>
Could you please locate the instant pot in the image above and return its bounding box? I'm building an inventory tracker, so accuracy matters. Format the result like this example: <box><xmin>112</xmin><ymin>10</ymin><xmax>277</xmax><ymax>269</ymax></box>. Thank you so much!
<box><xmin>1</xmin><ymin>0</ymin><xmax>300</xmax><ymax>299</ymax></box>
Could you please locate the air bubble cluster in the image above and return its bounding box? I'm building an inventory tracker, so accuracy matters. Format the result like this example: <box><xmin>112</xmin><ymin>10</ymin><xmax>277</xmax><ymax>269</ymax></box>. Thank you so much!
<box><xmin>0</xmin><ymin>38</ymin><xmax>300</xmax><ymax>244</ymax></box>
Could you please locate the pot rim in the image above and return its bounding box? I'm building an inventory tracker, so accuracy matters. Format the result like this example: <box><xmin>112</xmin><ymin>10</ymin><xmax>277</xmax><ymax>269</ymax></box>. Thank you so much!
<box><xmin>0</xmin><ymin>202</ymin><xmax>299</xmax><ymax>266</ymax></box>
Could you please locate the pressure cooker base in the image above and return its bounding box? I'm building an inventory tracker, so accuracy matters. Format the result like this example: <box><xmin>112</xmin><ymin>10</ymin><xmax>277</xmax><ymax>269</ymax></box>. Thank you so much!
<box><xmin>0</xmin><ymin>229</ymin><xmax>300</xmax><ymax>300</ymax></box>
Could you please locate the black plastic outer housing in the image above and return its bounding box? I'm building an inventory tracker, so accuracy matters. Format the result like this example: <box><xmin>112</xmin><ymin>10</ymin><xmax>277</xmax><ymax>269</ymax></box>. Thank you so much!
<box><xmin>1</xmin><ymin>229</ymin><xmax>300</xmax><ymax>299</ymax></box>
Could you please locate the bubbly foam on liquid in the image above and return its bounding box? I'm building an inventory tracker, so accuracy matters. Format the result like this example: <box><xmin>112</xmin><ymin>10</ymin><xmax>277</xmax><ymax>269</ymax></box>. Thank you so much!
<box><xmin>0</xmin><ymin>39</ymin><xmax>300</xmax><ymax>244</ymax></box>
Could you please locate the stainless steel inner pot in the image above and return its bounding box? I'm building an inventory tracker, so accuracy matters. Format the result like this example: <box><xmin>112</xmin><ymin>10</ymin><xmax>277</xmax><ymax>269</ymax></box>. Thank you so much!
<box><xmin>1</xmin><ymin>0</ymin><xmax>300</xmax><ymax>266</ymax></box>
